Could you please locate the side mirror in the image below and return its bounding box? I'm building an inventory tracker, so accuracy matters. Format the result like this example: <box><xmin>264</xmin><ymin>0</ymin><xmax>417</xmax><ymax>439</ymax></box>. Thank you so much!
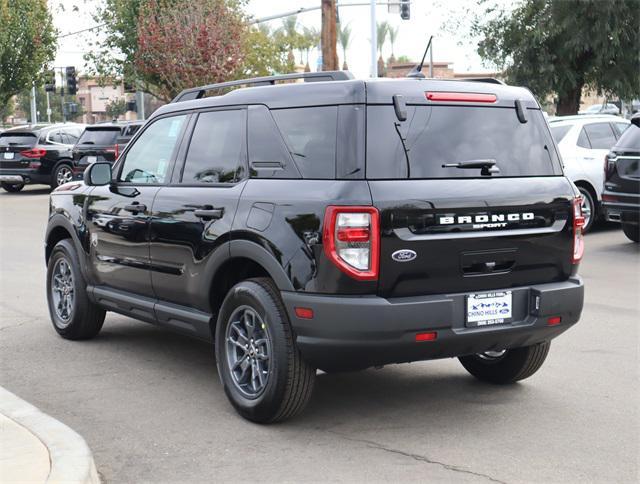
<box><xmin>83</xmin><ymin>162</ymin><xmax>112</xmax><ymax>186</ymax></box>
<box><xmin>393</xmin><ymin>94</ymin><xmax>407</xmax><ymax>122</ymax></box>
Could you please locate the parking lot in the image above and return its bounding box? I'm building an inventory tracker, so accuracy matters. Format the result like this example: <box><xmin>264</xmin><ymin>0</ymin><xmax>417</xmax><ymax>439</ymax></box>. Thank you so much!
<box><xmin>0</xmin><ymin>185</ymin><xmax>638</xmax><ymax>483</ymax></box>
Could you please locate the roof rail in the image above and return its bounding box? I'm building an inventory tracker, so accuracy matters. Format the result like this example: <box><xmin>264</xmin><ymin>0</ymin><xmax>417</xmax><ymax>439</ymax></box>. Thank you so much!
<box><xmin>455</xmin><ymin>77</ymin><xmax>505</xmax><ymax>85</ymax></box>
<box><xmin>171</xmin><ymin>71</ymin><xmax>355</xmax><ymax>103</ymax></box>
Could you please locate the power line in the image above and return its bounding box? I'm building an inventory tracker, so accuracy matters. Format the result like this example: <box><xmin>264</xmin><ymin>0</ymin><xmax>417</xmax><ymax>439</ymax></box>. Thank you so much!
<box><xmin>58</xmin><ymin>23</ymin><xmax>107</xmax><ymax>38</ymax></box>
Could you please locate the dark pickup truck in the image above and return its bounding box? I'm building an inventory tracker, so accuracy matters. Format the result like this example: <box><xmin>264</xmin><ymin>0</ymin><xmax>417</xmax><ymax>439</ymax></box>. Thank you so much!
<box><xmin>44</xmin><ymin>71</ymin><xmax>584</xmax><ymax>423</ymax></box>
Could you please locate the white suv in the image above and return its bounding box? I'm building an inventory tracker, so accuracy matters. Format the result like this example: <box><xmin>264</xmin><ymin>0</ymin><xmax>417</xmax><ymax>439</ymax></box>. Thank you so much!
<box><xmin>548</xmin><ymin>115</ymin><xmax>630</xmax><ymax>231</ymax></box>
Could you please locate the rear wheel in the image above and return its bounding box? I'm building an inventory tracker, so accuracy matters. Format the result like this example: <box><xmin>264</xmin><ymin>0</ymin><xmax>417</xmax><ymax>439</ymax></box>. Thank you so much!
<box><xmin>1</xmin><ymin>182</ymin><xmax>24</xmax><ymax>192</ymax></box>
<box><xmin>458</xmin><ymin>341</ymin><xmax>550</xmax><ymax>384</ymax></box>
<box><xmin>215</xmin><ymin>278</ymin><xmax>315</xmax><ymax>423</ymax></box>
<box><xmin>46</xmin><ymin>239</ymin><xmax>105</xmax><ymax>339</ymax></box>
<box><xmin>52</xmin><ymin>163</ymin><xmax>73</xmax><ymax>188</ymax></box>
<box><xmin>577</xmin><ymin>186</ymin><xmax>596</xmax><ymax>233</ymax></box>
<box><xmin>622</xmin><ymin>223</ymin><xmax>639</xmax><ymax>243</ymax></box>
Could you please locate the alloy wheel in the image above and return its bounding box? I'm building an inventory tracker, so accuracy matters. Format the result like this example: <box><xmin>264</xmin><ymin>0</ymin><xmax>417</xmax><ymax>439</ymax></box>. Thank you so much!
<box><xmin>225</xmin><ymin>305</ymin><xmax>271</xmax><ymax>398</ymax></box>
<box><xmin>51</xmin><ymin>257</ymin><xmax>74</xmax><ymax>327</ymax></box>
<box><xmin>56</xmin><ymin>166</ymin><xmax>73</xmax><ymax>186</ymax></box>
<box><xmin>578</xmin><ymin>188</ymin><xmax>593</xmax><ymax>229</ymax></box>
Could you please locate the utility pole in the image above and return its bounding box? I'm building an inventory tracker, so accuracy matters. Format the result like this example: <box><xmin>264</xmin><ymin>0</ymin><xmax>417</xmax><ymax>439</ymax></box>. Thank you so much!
<box><xmin>370</xmin><ymin>0</ymin><xmax>377</xmax><ymax>78</ymax></box>
<box><xmin>321</xmin><ymin>0</ymin><xmax>338</xmax><ymax>71</ymax></box>
<box><xmin>30</xmin><ymin>84</ymin><xmax>38</xmax><ymax>124</ymax></box>
<box><xmin>46</xmin><ymin>91</ymin><xmax>52</xmax><ymax>123</ymax></box>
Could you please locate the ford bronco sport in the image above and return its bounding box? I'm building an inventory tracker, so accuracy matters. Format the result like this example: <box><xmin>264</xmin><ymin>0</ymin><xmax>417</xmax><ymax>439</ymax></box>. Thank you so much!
<box><xmin>45</xmin><ymin>71</ymin><xmax>585</xmax><ymax>423</ymax></box>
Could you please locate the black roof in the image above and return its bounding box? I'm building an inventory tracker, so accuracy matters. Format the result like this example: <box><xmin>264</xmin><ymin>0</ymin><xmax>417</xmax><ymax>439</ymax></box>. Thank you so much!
<box><xmin>153</xmin><ymin>75</ymin><xmax>539</xmax><ymax>120</ymax></box>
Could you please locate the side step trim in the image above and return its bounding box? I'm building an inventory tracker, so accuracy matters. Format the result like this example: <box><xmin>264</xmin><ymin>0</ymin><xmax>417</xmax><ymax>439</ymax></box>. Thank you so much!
<box><xmin>88</xmin><ymin>286</ymin><xmax>213</xmax><ymax>342</ymax></box>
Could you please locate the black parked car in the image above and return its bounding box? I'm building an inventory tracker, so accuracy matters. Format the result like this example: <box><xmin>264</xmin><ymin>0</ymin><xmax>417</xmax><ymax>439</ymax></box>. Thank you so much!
<box><xmin>0</xmin><ymin>123</ymin><xmax>85</xmax><ymax>191</ymax></box>
<box><xmin>44</xmin><ymin>71</ymin><xmax>585</xmax><ymax>423</ymax></box>
<box><xmin>602</xmin><ymin>115</ymin><xmax>640</xmax><ymax>242</ymax></box>
<box><xmin>71</xmin><ymin>121</ymin><xmax>144</xmax><ymax>179</ymax></box>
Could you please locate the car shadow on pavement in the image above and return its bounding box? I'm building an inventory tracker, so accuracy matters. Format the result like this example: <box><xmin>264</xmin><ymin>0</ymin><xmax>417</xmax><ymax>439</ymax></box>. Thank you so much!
<box><xmin>0</xmin><ymin>187</ymin><xmax>51</xmax><ymax>196</ymax></box>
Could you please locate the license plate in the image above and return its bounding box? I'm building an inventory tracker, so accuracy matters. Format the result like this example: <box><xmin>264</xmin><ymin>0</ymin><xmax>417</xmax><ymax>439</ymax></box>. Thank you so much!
<box><xmin>3</xmin><ymin>152</ymin><xmax>14</xmax><ymax>160</ymax></box>
<box><xmin>466</xmin><ymin>291</ymin><xmax>512</xmax><ymax>327</ymax></box>
<box><xmin>87</xmin><ymin>156</ymin><xmax>97</xmax><ymax>164</ymax></box>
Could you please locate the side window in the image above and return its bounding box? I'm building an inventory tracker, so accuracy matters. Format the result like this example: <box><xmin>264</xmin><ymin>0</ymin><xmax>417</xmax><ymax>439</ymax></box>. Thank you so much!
<box><xmin>181</xmin><ymin>110</ymin><xmax>245</xmax><ymax>184</ymax></box>
<box><xmin>576</xmin><ymin>128</ymin><xmax>591</xmax><ymax>149</ymax></box>
<box><xmin>583</xmin><ymin>123</ymin><xmax>617</xmax><ymax>149</ymax></box>
<box><xmin>64</xmin><ymin>129</ymin><xmax>79</xmax><ymax>144</ymax></box>
<box><xmin>48</xmin><ymin>130</ymin><xmax>63</xmax><ymax>144</ymax></box>
<box><xmin>119</xmin><ymin>115</ymin><xmax>187</xmax><ymax>184</ymax></box>
<box><xmin>272</xmin><ymin>106</ymin><xmax>338</xmax><ymax>179</ymax></box>
<box><xmin>247</xmin><ymin>105</ymin><xmax>299</xmax><ymax>179</ymax></box>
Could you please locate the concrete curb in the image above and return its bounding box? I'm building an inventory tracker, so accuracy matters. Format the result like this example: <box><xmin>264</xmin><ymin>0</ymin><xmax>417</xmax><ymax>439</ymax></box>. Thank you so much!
<box><xmin>0</xmin><ymin>387</ymin><xmax>99</xmax><ymax>484</ymax></box>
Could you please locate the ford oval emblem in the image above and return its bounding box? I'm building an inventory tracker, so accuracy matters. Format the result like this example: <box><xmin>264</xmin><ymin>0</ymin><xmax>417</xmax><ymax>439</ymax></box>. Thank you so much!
<box><xmin>391</xmin><ymin>249</ymin><xmax>417</xmax><ymax>262</ymax></box>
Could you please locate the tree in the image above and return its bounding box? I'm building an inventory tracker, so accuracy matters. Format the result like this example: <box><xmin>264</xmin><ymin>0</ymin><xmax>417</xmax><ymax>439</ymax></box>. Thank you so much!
<box><xmin>242</xmin><ymin>25</ymin><xmax>294</xmax><ymax>78</ymax></box>
<box><xmin>135</xmin><ymin>0</ymin><xmax>246</xmax><ymax>101</ymax></box>
<box><xmin>376</xmin><ymin>21</ymin><xmax>389</xmax><ymax>76</ymax></box>
<box><xmin>387</xmin><ymin>25</ymin><xmax>399</xmax><ymax>63</ymax></box>
<box><xmin>301</xmin><ymin>27</ymin><xmax>320</xmax><ymax>72</ymax></box>
<box><xmin>475</xmin><ymin>0</ymin><xmax>640</xmax><ymax>115</ymax></box>
<box><xmin>16</xmin><ymin>87</ymin><xmax>64</xmax><ymax>122</ymax></box>
<box><xmin>105</xmin><ymin>98</ymin><xmax>127</xmax><ymax>120</ymax></box>
<box><xmin>338</xmin><ymin>22</ymin><xmax>352</xmax><ymax>70</ymax></box>
<box><xmin>0</xmin><ymin>0</ymin><xmax>56</xmax><ymax>112</ymax></box>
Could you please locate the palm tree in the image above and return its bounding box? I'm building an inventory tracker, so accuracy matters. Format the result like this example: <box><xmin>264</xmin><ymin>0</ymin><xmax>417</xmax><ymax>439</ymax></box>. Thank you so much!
<box><xmin>302</xmin><ymin>26</ymin><xmax>320</xmax><ymax>72</ymax></box>
<box><xmin>388</xmin><ymin>25</ymin><xmax>399</xmax><ymax>64</ymax></box>
<box><xmin>279</xmin><ymin>16</ymin><xmax>300</xmax><ymax>65</ymax></box>
<box><xmin>338</xmin><ymin>22</ymin><xmax>352</xmax><ymax>70</ymax></box>
<box><xmin>376</xmin><ymin>21</ymin><xmax>389</xmax><ymax>76</ymax></box>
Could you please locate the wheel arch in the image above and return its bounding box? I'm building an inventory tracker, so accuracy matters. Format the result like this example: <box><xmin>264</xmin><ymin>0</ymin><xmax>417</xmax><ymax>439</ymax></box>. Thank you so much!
<box><xmin>573</xmin><ymin>179</ymin><xmax>599</xmax><ymax>203</ymax></box>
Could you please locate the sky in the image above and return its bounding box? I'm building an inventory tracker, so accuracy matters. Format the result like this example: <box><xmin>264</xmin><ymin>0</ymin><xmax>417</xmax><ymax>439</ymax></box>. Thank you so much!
<box><xmin>52</xmin><ymin>0</ymin><xmax>495</xmax><ymax>80</ymax></box>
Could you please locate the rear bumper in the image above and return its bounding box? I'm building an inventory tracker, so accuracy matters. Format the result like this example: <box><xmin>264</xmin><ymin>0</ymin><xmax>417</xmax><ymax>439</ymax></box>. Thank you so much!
<box><xmin>602</xmin><ymin>201</ymin><xmax>640</xmax><ymax>225</ymax></box>
<box><xmin>282</xmin><ymin>277</ymin><xmax>584</xmax><ymax>370</ymax></box>
<box><xmin>0</xmin><ymin>169</ymin><xmax>49</xmax><ymax>185</ymax></box>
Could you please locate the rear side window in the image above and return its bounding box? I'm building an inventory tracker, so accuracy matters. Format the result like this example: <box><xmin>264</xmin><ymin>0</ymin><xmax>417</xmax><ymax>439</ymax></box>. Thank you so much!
<box><xmin>272</xmin><ymin>106</ymin><xmax>337</xmax><ymax>179</ymax></box>
<box><xmin>583</xmin><ymin>123</ymin><xmax>617</xmax><ymax>149</ymax></box>
<box><xmin>613</xmin><ymin>122</ymin><xmax>629</xmax><ymax>137</ymax></box>
<box><xmin>613</xmin><ymin>125</ymin><xmax>640</xmax><ymax>151</ymax></box>
<box><xmin>181</xmin><ymin>109</ymin><xmax>245</xmax><ymax>184</ymax></box>
<box><xmin>78</xmin><ymin>128</ymin><xmax>120</xmax><ymax>145</ymax></box>
<box><xmin>550</xmin><ymin>125</ymin><xmax>571</xmax><ymax>143</ymax></box>
<box><xmin>367</xmin><ymin>106</ymin><xmax>561</xmax><ymax>179</ymax></box>
<box><xmin>577</xmin><ymin>129</ymin><xmax>591</xmax><ymax>148</ymax></box>
<box><xmin>0</xmin><ymin>133</ymin><xmax>37</xmax><ymax>147</ymax></box>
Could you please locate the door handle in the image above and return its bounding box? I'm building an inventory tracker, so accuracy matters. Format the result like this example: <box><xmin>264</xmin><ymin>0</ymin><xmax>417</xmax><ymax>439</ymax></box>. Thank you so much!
<box><xmin>124</xmin><ymin>202</ymin><xmax>146</xmax><ymax>213</ymax></box>
<box><xmin>194</xmin><ymin>207</ymin><xmax>223</xmax><ymax>220</ymax></box>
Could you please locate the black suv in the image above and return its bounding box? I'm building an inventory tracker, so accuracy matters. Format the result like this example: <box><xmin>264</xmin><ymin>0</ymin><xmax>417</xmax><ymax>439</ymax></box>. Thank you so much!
<box><xmin>71</xmin><ymin>121</ymin><xmax>144</xmax><ymax>180</ymax></box>
<box><xmin>0</xmin><ymin>123</ymin><xmax>85</xmax><ymax>191</ymax></box>
<box><xmin>602</xmin><ymin>116</ymin><xmax>640</xmax><ymax>242</ymax></box>
<box><xmin>44</xmin><ymin>72</ymin><xmax>585</xmax><ymax>423</ymax></box>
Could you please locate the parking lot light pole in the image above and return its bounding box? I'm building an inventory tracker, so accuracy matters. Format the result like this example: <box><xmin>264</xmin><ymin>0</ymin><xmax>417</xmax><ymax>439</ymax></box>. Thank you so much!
<box><xmin>370</xmin><ymin>0</ymin><xmax>377</xmax><ymax>78</ymax></box>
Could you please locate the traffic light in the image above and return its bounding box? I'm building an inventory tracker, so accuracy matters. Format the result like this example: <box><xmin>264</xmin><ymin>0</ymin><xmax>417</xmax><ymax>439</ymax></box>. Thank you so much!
<box><xmin>126</xmin><ymin>100</ymin><xmax>137</xmax><ymax>112</ymax></box>
<box><xmin>44</xmin><ymin>70</ymin><xmax>56</xmax><ymax>93</ymax></box>
<box><xmin>65</xmin><ymin>66</ymin><xmax>78</xmax><ymax>95</ymax></box>
<box><xmin>400</xmin><ymin>0</ymin><xmax>410</xmax><ymax>20</ymax></box>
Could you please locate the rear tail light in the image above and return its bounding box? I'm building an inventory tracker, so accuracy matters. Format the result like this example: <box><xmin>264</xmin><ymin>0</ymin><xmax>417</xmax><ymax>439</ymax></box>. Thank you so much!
<box><xmin>425</xmin><ymin>92</ymin><xmax>497</xmax><ymax>103</ymax></box>
<box><xmin>416</xmin><ymin>331</ymin><xmax>438</xmax><ymax>342</ymax></box>
<box><xmin>105</xmin><ymin>145</ymin><xmax>120</xmax><ymax>158</ymax></box>
<box><xmin>323</xmin><ymin>206</ymin><xmax>380</xmax><ymax>281</ymax></box>
<box><xmin>547</xmin><ymin>316</ymin><xmax>562</xmax><ymax>326</ymax></box>
<box><xmin>19</xmin><ymin>148</ymin><xmax>46</xmax><ymax>159</ymax></box>
<box><xmin>604</xmin><ymin>153</ymin><xmax>615</xmax><ymax>177</ymax></box>
<box><xmin>572</xmin><ymin>197</ymin><xmax>585</xmax><ymax>264</ymax></box>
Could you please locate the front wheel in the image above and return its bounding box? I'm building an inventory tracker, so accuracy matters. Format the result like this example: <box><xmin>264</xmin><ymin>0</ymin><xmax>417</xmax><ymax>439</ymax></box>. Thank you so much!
<box><xmin>577</xmin><ymin>187</ymin><xmax>596</xmax><ymax>233</ymax></box>
<box><xmin>215</xmin><ymin>278</ymin><xmax>315</xmax><ymax>423</ymax></box>
<box><xmin>622</xmin><ymin>223</ymin><xmax>639</xmax><ymax>243</ymax></box>
<box><xmin>46</xmin><ymin>239</ymin><xmax>106</xmax><ymax>339</ymax></box>
<box><xmin>458</xmin><ymin>341</ymin><xmax>550</xmax><ymax>384</ymax></box>
<box><xmin>1</xmin><ymin>182</ymin><xmax>24</xmax><ymax>192</ymax></box>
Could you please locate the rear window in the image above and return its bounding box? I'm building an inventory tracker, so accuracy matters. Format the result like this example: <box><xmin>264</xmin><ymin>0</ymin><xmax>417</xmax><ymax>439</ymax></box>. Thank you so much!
<box><xmin>367</xmin><ymin>106</ymin><xmax>561</xmax><ymax>179</ymax></box>
<box><xmin>550</xmin><ymin>125</ymin><xmax>572</xmax><ymax>143</ymax></box>
<box><xmin>0</xmin><ymin>133</ymin><xmax>37</xmax><ymax>147</ymax></box>
<box><xmin>613</xmin><ymin>125</ymin><xmax>640</xmax><ymax>152</ymax></box>
<box><xmin>78</xmin><ymin>128</ymin><xmax>120</xmax><ymax>145</ymax></box>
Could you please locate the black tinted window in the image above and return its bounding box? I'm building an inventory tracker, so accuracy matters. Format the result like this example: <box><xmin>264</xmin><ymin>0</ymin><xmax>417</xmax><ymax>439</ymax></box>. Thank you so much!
<box><xmin>272</xmin><ymin>106</ymin><xmax>337</xmax><ymax>179</ymax></box>
<box><xmin>583</xmin><ymin>123</ymin><xmax>616</xmax><ymax>149</ymax></box>
<box><xmin>78</xmin><ymin>128</ymin><xmax>120</xmax><ymax>145</ymax></box>
<box><xmin>181</xmin><ymin>110</ymin><xmax>245</xmax><ymax>184</ymax></box>
<box><xmin>0</xmin><ymin>133</ymin><xmax>37</xmax><ymax>147</ymax></box>
<box><xmin>248</xmin><ymin>105</ymin><xmax>299</xmax><ymax>179</ymax></box>
<box><xmin>577</xmin><ymin>128</ymin><xmax>591</xmax><ymax>148</ymax></box>
<box><xmin>367</xmin><ymin>106</ymin><xmax>560</xmax><ymax>179</ymax></box>
<box><xmin>550</xmin><ymin>125</ymin><xmax>571</xmax><ymax>143</ymax></box>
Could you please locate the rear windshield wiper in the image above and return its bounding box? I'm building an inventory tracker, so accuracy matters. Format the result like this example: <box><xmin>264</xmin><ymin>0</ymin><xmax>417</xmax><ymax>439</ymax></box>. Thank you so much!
<box><xmin>442</xmin><ymin>159</ymin><xmax>500</xmax><ymax>176</ymax></box>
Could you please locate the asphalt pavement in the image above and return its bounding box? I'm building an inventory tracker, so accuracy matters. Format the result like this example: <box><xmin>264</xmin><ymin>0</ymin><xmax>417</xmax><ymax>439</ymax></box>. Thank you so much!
<box><xmin>1</xmin><ymin>185</ymin><xmax>638</xmax><ymax>483</ymax></box>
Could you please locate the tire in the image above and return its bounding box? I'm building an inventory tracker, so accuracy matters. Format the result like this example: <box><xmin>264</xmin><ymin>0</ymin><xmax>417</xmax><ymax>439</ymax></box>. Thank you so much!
<box><xmin>46</xmin><ymin>239</ymin><xmax>105</xmax><ymax>340</ymax></box>
<box><xmin>622</xmin><ymin>223</ymin><xmax>639</xmax><ymax>243</ymax></box>
<box><xmin>1</xmin><ymin>182</ymin><xmax>24</xmax><ymax>192</ymax></box>
<box><xmin>577</xmin><ymin>186</ymin><xmax>596</xmax><ymax>233</ymax></box>
<box><xmin>458</xmin><ymin>341</ymin><xmax>550</xmax><ymax>384</ymax></box>
<box><xmin>215</xmin><ymin>278</ymin><xmax>315</xmax><ymax>423</ymax></box>
<box><xmin>52</xmin><ymin>163</ymin><xmax>74</xmax><ymax>188</ymax></box>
